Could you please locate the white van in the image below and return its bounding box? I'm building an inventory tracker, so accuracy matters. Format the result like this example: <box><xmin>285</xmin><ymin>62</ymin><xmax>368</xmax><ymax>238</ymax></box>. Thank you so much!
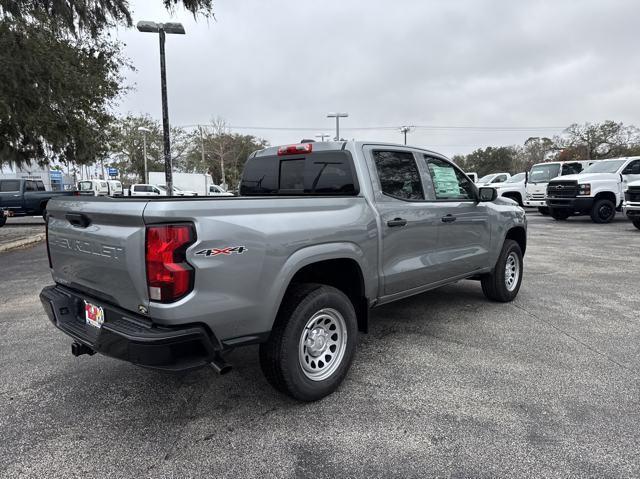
<box><xmin>130</xmin><ymin>184</ymin><xmax>162</xmax><ymax>196</ymax></box>
<box><xmin>107</xmin><ymin>180</ymin><xmax>123</xmax><ymax>197</ymax></box>
<box><xmin>77</xmin><ymin>180</ymin><xmax>109</xmax><ymax>196</ymax></box>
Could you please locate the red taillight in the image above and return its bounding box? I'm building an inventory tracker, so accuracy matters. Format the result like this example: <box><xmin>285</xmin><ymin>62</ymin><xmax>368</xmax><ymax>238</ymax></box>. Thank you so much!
<box><xmin>277</xmin><ymin>143</ymin><xmax>313</xmax><ymax>156</ymax></box>
<box><xmin>145</xmin><ymin>224</ymin><xmax>195</xmax><ymax>303</ymax></box>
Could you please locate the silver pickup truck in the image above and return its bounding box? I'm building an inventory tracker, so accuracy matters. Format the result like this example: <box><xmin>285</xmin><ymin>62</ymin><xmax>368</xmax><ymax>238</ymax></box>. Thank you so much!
<box><xmin>40</xmin><ymin>141</ymin><xmax>527</xmax><ymax>401</ymax></box>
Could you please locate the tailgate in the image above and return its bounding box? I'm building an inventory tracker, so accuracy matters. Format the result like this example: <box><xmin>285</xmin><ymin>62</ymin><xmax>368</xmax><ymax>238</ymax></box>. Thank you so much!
<box><xmin>46</xmin><ymin>197</ymin><xmax>149</xmax><ymax>313</ymax></box>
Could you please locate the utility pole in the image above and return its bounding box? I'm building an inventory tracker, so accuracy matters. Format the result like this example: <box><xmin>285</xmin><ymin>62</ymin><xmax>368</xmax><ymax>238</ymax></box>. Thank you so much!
<box><xmin>137</xmin><ymin>21</ymin><xmax>185</xmax><ymax>196</ymax></box>
<box><xmin>400</xmin><ymin>126</ymin><xmax>413</xmax><ymax>145</ymax></box>
<box><xmin>327</xmin><ymin>112</ymin><xmax>349</xmax><ymax>141</ymax></box>
<box><xmin>315</xmin><ymin>133</ymin><xmax>331</xmax><ymax>142</ymax></box>
<box><xmin>138</xmin><ymin>127</ymin><xmax>151</xmax><ymax>183</ymax></box>
<box><xmin>199</xmin><ymin>125</ymin><xmax>206</xmax><ymax>167</ymax></box>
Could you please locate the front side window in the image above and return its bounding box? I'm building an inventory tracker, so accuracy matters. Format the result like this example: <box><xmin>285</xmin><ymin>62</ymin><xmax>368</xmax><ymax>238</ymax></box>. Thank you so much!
<box><xmin>491</xmin><ymin>174</ymin><xmax>508</xmax><ymax>184</ymax></box>
<box><xmin>373</xmin><ymin>150</ymin><xmax>424</xmax><ymax>201</ymax></box>
<box><xmin>622</xmin><ymin>160</ymin><xmax>640</xmax><ymax>175</ymax></box>
<box><xmin>36</xmin><ymin>181</ymin><xmax>46</xmax><ymax>191</ymax></box>
<box><xmin>561</xmin><ymin>162</ymin><xmax>583</xmax><ymax>175</ymax></box>
<box><xmin>25</xmin><ymin>181</ymin><xmax>36</xmax><ymax>191</ymax></box>
<box><xmin>426</xmin><ymin>157</ymin><xmax>475</xmax><ymax>201</ymax></box>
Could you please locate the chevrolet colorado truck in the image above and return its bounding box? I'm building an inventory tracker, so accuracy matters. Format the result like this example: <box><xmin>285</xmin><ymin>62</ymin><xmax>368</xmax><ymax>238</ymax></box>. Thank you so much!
<box><xmin>40</xmin><ymin>141</ymin><xmax>527</xmax><ymax>401</ymax></box>
<box><xmin>0</xmin><ymin>178</ymin><xmax>75</xmax><ymax>227</ymax></box>
<box><xmin>546</xmin><ymin>157</ymin><xmax>640</xmax><ymax>223</ymax></box>
<box><xmin>623</xmin><ymin>180</ymin><xmax>640</xmax><ymax>230</ymax></box>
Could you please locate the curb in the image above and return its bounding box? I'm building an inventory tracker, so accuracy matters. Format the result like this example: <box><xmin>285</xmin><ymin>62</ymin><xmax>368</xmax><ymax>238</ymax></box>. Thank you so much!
<box><xmin>0</xmin><ymin>233</ymin><xmax>46</xmax><ymax>253</ymax></box>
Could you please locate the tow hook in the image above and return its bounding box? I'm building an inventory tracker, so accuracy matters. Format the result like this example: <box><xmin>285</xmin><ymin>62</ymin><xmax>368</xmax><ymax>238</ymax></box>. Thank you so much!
<box><xmin>71</xmin><ymin>342</ymin><xmax>95</xmax><ymax>357</ymax></box>
<box><xmin>210</xmin><ymin>355</ymin><xmax>232</xmax><ymax>375</ymax></box>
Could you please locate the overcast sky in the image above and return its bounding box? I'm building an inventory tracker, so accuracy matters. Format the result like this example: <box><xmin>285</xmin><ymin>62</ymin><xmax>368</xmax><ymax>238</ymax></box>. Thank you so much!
<box><xmin>113</xmin><ymin>0</ymin><xmax>640</xmax><ymax>157</ymax></box>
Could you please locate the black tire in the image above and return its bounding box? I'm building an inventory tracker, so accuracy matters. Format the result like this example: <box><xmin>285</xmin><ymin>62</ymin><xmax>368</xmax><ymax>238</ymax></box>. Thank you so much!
<box><xmin>590</xmin><ymin>198</ymin><xmax>616</xmax><ymax>224</ymax></box>
<box><xmin>0</xmin><ymin>214</ymin><xmax>6</xmax><ymax>228</ymax></box>
<box><xmin>550</xmin><ymin>208</ymin><xmax>571</xmax><ymax>220</ymax></box>
<box><xmin>632</xmin><ymin>219</ymin><xmax>640</xmax><ymax>230</ymax></box>
<box><xmin>481</xmin><ymin>239</ymin><xmax>523</xmax><ymax>302</ymax></box>
<box><xmin>259</xmin><ymin>283</ymin><xmax>357</xmax><ymax>401</ymax></box>
<box><xmin>538</xmin><ymin>207</ymin><xmax>550</xmax><ymax>215</ymax></box>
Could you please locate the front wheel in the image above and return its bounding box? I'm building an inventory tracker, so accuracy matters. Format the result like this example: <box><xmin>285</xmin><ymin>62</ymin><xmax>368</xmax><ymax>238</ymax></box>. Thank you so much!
<box><xmin>632</xmin><ymin>219</ymin><xmax>640</xmax><ymax>230</ymax></box>
<box><xmin>481</xmin><ymin>239</ymin><xmax>523</xmax><ymax>302</ymax></box>
<box><xmin>538</xmin><ymin>206</ymin><xmax>550</xmax><ymax>215</ymax></box>
<box><xmin>259</xmin><ymin>283</ymin><xmax>357</xmax><ymax>401</ymax></box>
<box><xmin>590</xmin><ymin>199</ymin><xmax>615</xmax><ymax>223</ymax></box>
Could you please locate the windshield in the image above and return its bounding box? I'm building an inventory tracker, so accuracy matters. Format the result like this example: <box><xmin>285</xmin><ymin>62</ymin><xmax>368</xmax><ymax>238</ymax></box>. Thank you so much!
<box><xmin>529</xmin><ymin>163</ymin><xmax>561</xmax><ymax>183</ymax></box>
<box><xmin>506</xmin><ymin>173</ymin><xmax>525</xmax><ymax>183</ymax></box>
<box><xmin>477</xmin><ymin>175</ymin><xmax>494</xmax><ymax>183</ymax></box>
<box><xmin>582</xmin><ymin>159</ymin><xmax>626</xmax><ymax>174</ymax></box>
<box><xmin>78</xmin><ymin>181</ymin><xmax>93</xmax><ymax>191</ymax></box>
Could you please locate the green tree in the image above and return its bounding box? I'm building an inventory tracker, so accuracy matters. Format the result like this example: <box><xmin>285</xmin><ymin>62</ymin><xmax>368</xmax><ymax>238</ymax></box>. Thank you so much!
<box><xmin>108</xmin><ymin>115</ymin><xmax>191</xmax><ymax>183</ymax></box>
<box><xmin>555</xmin><ymin>121</ymin><xmax>640</xmax><ymax>161</ymax></box>
<box><xmin>456</xmin><ymin>146</ymin><xmax>520</xmax><ymax>176</ymax></box>
<box><xmin>0</xmin><ymin>0</ymin><xmax>214</xmax><ymax>168</ymax></box>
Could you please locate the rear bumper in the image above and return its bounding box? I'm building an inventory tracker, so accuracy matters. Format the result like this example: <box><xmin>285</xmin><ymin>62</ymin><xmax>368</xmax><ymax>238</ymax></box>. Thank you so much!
<box><xmin>546</xmin><ymin>196</ymin><xmax>594</xmax><ymax>213</ymax></box>
<box><xmin>40</xmin><ymin>285</ymin><xmax>222</xmax><ymax>371</ymax></box>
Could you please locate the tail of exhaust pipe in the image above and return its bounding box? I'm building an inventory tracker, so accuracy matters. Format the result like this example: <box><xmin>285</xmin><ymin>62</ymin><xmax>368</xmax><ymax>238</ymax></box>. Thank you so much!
<box><xmin>210</xmin><ymin>355</ymin><xmax>232</xmax><ymax>375</ymax></box>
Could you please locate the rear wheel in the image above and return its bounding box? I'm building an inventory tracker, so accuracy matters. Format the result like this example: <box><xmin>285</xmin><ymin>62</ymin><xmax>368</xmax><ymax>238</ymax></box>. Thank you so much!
<box><xmin>538</xmin><ymin>206</ymin><xmax>550</xmax><ymax>215</ymax></box>
<box><xmin>632</xmin><ymin>219</ymin><xmax>640</xmax><ymax>230</ymax></box>
<box><xmin>550</xmin><ymin>208</ymin><xmax>571</xmax><ymax>220</ymax></box>
<box><xmin>0</xmin><ymin>214</ymin><xmax>6</xmax><ymax>228</ymax></box>
<box><xmin>481</xmin><ymin>239</ymin><xmax>523</xmax><ymax>302</ymax></box>
<box><xmin>259</xmin><ymin>283</ymin><xmax>357</xmax><ymax>401</ymax></box>
<box><xmin>590</xmin><ymin>198</ymin><xmax>616</xmax><ymax>223</ymax></box>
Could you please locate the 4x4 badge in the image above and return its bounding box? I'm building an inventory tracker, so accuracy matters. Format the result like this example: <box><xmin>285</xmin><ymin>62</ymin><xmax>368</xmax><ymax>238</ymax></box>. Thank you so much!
<box><xmin>195</xmin><ymin>246</ymin><xmax>247</xmax><ymax>257</ymax></box>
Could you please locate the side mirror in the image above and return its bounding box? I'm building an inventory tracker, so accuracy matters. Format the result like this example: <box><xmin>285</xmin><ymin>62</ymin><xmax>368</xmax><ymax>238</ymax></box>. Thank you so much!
<box><xmin>478</xmin><ymin>186</ymin><xmax>498</xmax><ymax>202</ymax></box>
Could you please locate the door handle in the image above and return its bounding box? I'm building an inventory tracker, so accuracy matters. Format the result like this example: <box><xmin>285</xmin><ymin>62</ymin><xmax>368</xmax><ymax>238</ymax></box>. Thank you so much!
<box><xmin>441</xmin><ymin>214</ymin><xmax>457</xmax><ymax>223</ymax></box>
<box><xmin>387</xmin><ymin>217</ymin><xmax>407</xmax><ymax>227</ymax></box>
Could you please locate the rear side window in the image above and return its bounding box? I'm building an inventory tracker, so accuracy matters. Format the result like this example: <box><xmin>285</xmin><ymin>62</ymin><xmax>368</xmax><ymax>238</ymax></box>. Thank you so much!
<box><xmin>0</xmin><ymin>180</ymin><xmax>20</xmax><ymax>192</ymax></box>
<box><xmin>373</xmin><ymin>150</ymin><xmax>424</xmax><ymax>201</ymax></box>
<box><xmin>240</xmin><ymin>150</ymin><xmax>358</xmax><ymax>196</ymax></box>
<box><xmin>36</xmin><ymin>181</ymin><xmax>46</xmax><ymax>191</ymax></box>
<box><xmin>25</xmin><ymin>181</ymin><xmax>36</xmax><ymax>191</ymax></box>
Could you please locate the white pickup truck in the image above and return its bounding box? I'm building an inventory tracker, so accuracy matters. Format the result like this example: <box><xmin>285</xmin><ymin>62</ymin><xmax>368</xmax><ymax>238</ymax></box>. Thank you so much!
<box><xmin>524</xmin><ymin>161</ymin><xmax>592</xmax><ymax>214</ymax></box>
<box><xmin>546</xmin><ymin>157</ymin><xmax>640</xmax><ymax>223</ymax></box>
<box><xmin>624</xmin><ymin>180</ymin><xmax>640</xmax><ymax>230</ymax></box>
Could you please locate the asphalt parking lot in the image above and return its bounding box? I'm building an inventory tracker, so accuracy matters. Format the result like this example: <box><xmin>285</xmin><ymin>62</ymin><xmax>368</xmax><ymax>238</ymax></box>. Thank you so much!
<box><xmin>1</xmin><ymin>212</ymin><xmax>639</xmax><ymax>478</ymax></box>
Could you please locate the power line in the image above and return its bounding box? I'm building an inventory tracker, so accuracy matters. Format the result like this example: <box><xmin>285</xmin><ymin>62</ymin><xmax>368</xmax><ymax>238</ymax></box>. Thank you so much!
<box><xmin>181</xmin><ymin>123</ymin><xmax>567</xmax><ymax>132</ymax></box>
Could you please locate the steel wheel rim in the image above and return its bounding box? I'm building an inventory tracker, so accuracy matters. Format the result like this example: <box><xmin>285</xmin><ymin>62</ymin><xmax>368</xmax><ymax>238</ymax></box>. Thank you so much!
<box><xmin>298</xmin><ymin>308</ymin><xmax>347</xmax><ymax>381</ymax></box>
<box><xmin>504</xmin><ymin>252</ymin><xmax>520</xmax><ymax>292</ymax></box>
<box><xmin>599</xmin><ymin>204</ymin><xmax>613</xmax><ymax>220</ymax></box>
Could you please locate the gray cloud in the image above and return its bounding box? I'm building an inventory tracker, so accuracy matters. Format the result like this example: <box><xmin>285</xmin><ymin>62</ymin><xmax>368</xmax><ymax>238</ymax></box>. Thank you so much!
<box><xmin>115</xmin><ymin>0</ymin><xmax>640</xmax><ymax>157</ymax></box>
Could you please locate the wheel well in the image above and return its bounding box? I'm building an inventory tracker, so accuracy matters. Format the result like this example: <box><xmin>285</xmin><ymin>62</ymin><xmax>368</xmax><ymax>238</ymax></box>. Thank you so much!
<box><xmin>288</xmin><ymin>258</ymin><xmax>369</xmax><ymax>333</ymax></box>
<box><xmin>594</xmin><ymin>191</ymin><xmax>616</xmax><ymax>205</ymax></box>
<box><xmin>502</xmin><ymin>192</ymin><xmax>522</xmax><ymax>201</ymax></box>
<box><xmin>505</xmin><ymin>227</ymin><xmax>526</xmax><ymax>256</ymax></box>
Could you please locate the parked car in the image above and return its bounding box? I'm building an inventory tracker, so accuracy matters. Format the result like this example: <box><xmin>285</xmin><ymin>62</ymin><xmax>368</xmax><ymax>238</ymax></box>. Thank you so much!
<box><xmin>494</xmin><ymin>172</ymin><xmax>526</xmax><ymax>206</ymax></box>
<box><xmin>41</xmin><ymin>141</ymin><xmax>527</xmax><ymax>401</ymax></box>
<box><xmin>0</xmin><ymin>178</ymin><xmax>74</xmax><ymax>226</ymax></box>
<box><xmin>107</xmin><ymin>180</ymin><xmax>123</xmax><ymax>197</ymax></box>
<box><xmin>476</xmin><ymin>172</ymin><xmax>511</xmax><ymax>186</ymax></box>
<box><xmin>209</xmin><ymin>184</ymin><xmax>234</xmax><ymax>196</ymax></box>
<box><xmin>546</xmin><ymin>157</ymin><xmax>640</xmax><ymax>222</ymax></box>
<box><xmin>130</xmin><ymin>184</ymin><xmax>162</xmax><ymax>196</ymax></box>
<box><xmin>149</xmin><ymin>172</ymin><xmax>213</xmax><ymax>196</ymax></box>
<box><xmin>524</xmin><ymin>160</ymin><xmax>593</xmax><ymax>214</ymax></box>
<box><xmin>623</xmin><ymin>179</ymin><xmax>640</xmax><ymax>230</ymax></box>
<box><xmin>156</xmin><ymin>185</ymin><xmax>198</xmax><ymax>196</ymax></box>
<box><xmin>77</xmin><ymin>180</ymin><xmax>109</xmax><ymax>197</ymax></box>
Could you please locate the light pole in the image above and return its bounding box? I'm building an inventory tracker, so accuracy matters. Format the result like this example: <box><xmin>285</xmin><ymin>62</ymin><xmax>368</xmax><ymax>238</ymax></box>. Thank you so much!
<box><xmin>315</xmin><ymin>133</ymin><xmax>331</xmax><ymax>142</ymax></box>
<box><xmin>138</xmin><ymin>127</ymin><xmax>151</xmax><ymax>184</ymax></box>
<box><xmin>400</xmin><ymin>126</ymin><xmax>413</xmax><ymax>145</ymax></box>
<box><xmin>137</xmin><ymin>21</ymin><xmax>185</xmax><ymax>196</ymax></box>
<box><xmin>327</xmin><ymin>112</ymin><xmax>348</xmax><ymax>141</ymax></box>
